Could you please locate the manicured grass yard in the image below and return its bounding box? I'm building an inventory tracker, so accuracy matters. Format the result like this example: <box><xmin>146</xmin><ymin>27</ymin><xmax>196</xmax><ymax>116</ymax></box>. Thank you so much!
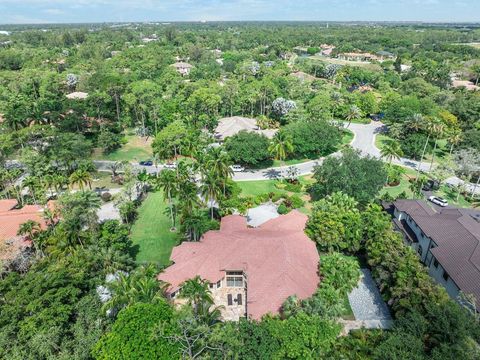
<box><xmin>94</xmin><ymin>135</ymin><xmax>153</xmax><ymax>162</ymax></box>
<box><xmin>236</xmin><ymin>176</ymin><xmax>314</xmax><ymax>214</ymax></box>
<box><xmin>130</xmin><ymin>191</ymin><xmax>179</xmax><ymax>266</ymax></box>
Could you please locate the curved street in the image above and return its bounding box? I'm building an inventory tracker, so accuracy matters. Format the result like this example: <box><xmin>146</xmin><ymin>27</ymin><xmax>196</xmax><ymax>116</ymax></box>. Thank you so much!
<box><xmin>91</xmin><ymin>121</ymin><xmax>439</xmax><ymax>181</ymax></box>
<box><xmin>89</xmin><ymin>122</ymin><xmax>477</xmax><ymax>195</ymax></box>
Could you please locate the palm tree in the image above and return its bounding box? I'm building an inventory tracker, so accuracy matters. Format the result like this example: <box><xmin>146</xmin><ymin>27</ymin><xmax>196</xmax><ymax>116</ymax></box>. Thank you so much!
<box><xmin>205</xmin><ymin>148</ymin><xmax>233</xmax><ymax>196</ymax></box>
<box><xmin>22</xmin><ymin>176</ymin><xmax>40</xmax><ymax>204</ymax></box>
<box><xmin>407</xmin><ymin>113</ymin><xmax>423</xmax><ymax>132</ymax></box>
<box><xmin>200</xmin><ymin>171</ymin><xmax>222</xmax><ymax>220</ymax></box>
<box><xmin>17</xmin><ymin>220</ymin><xmax>43</xmax><ymax>257</ymax></box>
<box><xmin>268</xmin><ymin>132</ymin><xmax>294</xmax><ymax>163</ymax></box>
<box><xmin>103</xmin><ymin>265</ymin><xmax>166</xmax><ymax>315</ymax></box>
<box><xmin>381</xmin><ymin>140</ymin><xmax>404</xmax><ymax>185</ymax></box>
<box><xmin>156</xmin><ymin>169</ymin><xmax>178</xmax><ymax>229</ymax></box>
<box><xmin>345</xmin><ymin>105</ymin><xmax>362</xmax><ymax>128</ymax></box>
<box><xmin>179</xmin><ymin>276</ymin><xmax>215</xmax><ymax>317</ymax></box>
<box><xmin>429</xmin><ymin>120</ymin><xmax>445</xmax><ymax>171</ymax></box>
<box><xmin>448</xmin><ymin>131</ymin><xmax>462</xmax><ymax>155</ymax></box>
<box><xmin>108</xmin><ymin>161</ymin><xmax>123</xmax><ymax>179</ymax></box>
<box><xmin>69</xmin><ymin>169</ymin><xmax>93</xmax><ymax>191</ymax></box>
<box><xmin>415</xmin><ymin>117</ymin><xmax>433</xmax><ymax>183</ymax></box>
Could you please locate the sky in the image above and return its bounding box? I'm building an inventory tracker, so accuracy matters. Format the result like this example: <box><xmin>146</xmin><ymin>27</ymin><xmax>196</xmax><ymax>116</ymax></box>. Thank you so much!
<box><xmin>0</xmin><ymin>0</ymin><xmax>478</xmax><ymax>24</ymax></box>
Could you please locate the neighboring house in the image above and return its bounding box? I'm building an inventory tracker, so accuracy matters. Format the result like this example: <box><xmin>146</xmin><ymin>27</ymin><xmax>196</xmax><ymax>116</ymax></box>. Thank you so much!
<box><xmin>214</xmin><ymin>116</ymin><xmax>277</xmax><ymax>141</ymax></box>
<box><xmin>452</xmin><ymin>79</ymin><xmax>479</xmax><ymax>91</ymax></box>
<box><xmin>320</xmin><ymin>44</ymin><xmax>335</xmax><ymax>56</ymax></box>
<box><xmin>158</xmin><ymin>211</ymin><xmax>320</xmax><ymax>321</ymax></box>
<box><xmin>376</xmin><ymin>51</ymin><xmax>395</xmax><ymax>61</ymax></box>
<box><xmin>171</xmin><ymin>62</ymin><xmax>193</xmax><ymax>76</ymax></box>
<box><xmin>337</xmin><ymin>52</ymin><xmax>378</xmax><ymax>62</ymax></box>
<box><xmin>0</xmin><ymin>200</ymin><xmax>48</xmax><ymax>262</ymax></box>
<box><xmin>66</xmin><ymin>91</ymin><xmax>88</xmax><ymax>100</ymax></box>
<box><xmin>384</xmin><ymin>200</ymin><xmax>480</xmax><ymax>311</ymax></box>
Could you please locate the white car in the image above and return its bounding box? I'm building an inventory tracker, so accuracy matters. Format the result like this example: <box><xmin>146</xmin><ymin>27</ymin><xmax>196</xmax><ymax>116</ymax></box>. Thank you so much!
<box><xmin>230</xmin><ymin>165</ymin><xmax>245</xmax><ymax>172</ymax></box>
<box><xmin>428</xmin><ymin>196</ymin><xmax>448</xmax><ymax>207</ymax></box>
<box><xmin>164</xmin><ymin>162</ymin><xmax>177</xmax><ymax>169</ymax></box>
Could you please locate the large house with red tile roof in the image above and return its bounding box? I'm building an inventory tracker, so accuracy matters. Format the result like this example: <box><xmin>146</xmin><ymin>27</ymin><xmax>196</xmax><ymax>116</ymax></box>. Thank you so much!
<box><xmin>158</xmin><ymin>210</ymin><xmax>320</xmax><ymax>321</ymax></box>
<box><xmin>0</xmin><ymin>200</ymin><xmax>48</xmax><ymax>263</ymax></box>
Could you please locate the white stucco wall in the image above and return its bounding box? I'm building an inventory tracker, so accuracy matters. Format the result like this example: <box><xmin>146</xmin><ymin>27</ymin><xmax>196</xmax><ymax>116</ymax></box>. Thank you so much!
<box><xmin>396</xmin><ymin>208</ymin><xmax>461</xmax><ymax>302</ymax></box>
<box><xmin>428</xmin><ymin>260</ymin><xmax>461</xmax><ymax>299</ymax></box>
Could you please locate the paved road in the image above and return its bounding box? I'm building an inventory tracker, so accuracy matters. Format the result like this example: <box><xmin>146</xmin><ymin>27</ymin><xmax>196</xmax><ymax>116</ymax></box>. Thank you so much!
<box><xmin>8</xmin><ymin>122</ymin><xmax>478</xmax><ymax>195</ymax></box>
<box><xmin>91</xmin><ymin>122</ymin><xmax>438</xmax><ymax>181</ymax></box>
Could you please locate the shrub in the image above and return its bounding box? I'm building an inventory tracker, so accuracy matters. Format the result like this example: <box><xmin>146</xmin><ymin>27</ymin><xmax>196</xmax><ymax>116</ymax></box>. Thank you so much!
<box><xmin>101</xmin><ymin>192</ymin><xmax>112</xmax><ymax>202</ymax></box>
<box><xmin>277</xmin><ymin>203</ymin><xmax>289</xmax><ymax>214</ymax></box>
<box><xmin>284</xmin><ymin>182</ymin><xmax>303</xmax><ymax>192</ymax></box>
<box><xmin>288</xmin><ymin>195</ymin><xmax>305</xmax><ymax>209</ymax></box>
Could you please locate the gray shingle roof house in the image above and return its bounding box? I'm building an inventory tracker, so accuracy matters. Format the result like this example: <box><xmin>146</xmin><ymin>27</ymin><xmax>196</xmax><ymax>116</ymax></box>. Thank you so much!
<box><xmin>384</xmin><ymin>200</ymin><xmax>480</xmax><ymax>311</ymax></box>
<box><xmin>214</xmin><ymin>116</ymin><xmax>277</xmax><ymax>141</ymax></box>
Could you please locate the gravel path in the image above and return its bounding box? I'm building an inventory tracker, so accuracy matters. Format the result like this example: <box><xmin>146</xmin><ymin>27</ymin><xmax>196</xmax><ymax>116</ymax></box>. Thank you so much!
<box><xmin>348</xmin><ymin>269</ymin><xmax>392</xmax><ymax>321</ymax></box>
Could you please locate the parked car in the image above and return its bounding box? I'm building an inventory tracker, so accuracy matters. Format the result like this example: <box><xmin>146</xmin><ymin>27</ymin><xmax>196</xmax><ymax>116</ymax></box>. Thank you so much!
<box><xmin>164</xmin><ymin>162</ymin><xmax>177</xmax><ymax>169</ymax></box>
<box><xmin>428</xmin><ymin>196</ymin><xmax>448</xmax><ymax>207</ymax></box>
<box><xmin>422</xmin><ymin>179</ymin><xmax>440</xmax><ymax>191</ymax></box>
<box><xmin>230</xmin><ymin>165</ymin><xmax>245</xmax><ymax>172</ymax></box>
<box><xmin>139</xmin><ymin>160</ymin><xmax>153</xmax><ymax>166</ymax></box>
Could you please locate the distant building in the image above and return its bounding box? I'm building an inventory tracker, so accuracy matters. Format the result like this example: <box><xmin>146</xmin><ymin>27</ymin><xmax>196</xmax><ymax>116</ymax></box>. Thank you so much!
<box><xmin>66</xmin><ymin>92</ymin><xmax>88</xmax><ymax>100</ymax></box>
<box><xmin>384</xmin><ymin>200</ymin><xmax>480</xmax><ymax>311</ymax></box>
<box><xmin>376</xmin><ymin>51</ymin><xmax>395</xmax><ymax>61</ymax></box>
<box><xmin>171</xmin><ymin>62</ymin><xmax>193</xmax><ymax>76</ymax></box>
<box><xmin>452</xmin><ymin>79</ymin><xmax>479</xmax><ymax>91</ymax></box>
<box><xmin>158</xmin><ymin>211</ymin><xmax>320</xmax><ymax>321</ymax></box>
<box><xmin>337</xmin><ymin>52</ymin><xmax>378</xmax><ymax>62</ymax></box>
<box><xmin>214</xmin><ymin>116</ymin><xmax>277</xmax><ymax>141</ymax></box>
<box><xmin>320</xmin><ymin>44</ymin><xmax>336</xmax><ymax>56</ymax></box>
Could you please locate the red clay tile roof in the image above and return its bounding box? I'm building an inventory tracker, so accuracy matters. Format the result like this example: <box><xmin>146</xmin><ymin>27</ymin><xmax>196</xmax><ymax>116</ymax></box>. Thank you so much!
<box><xmin>0</xmin><ymin>200</ymin><xmax>48</xmax><ymax>261</ymax></box>
<box><xmin>158</xmin><ymin>210</ymin><xmax>320</xmax><ymax>319</ymax></box>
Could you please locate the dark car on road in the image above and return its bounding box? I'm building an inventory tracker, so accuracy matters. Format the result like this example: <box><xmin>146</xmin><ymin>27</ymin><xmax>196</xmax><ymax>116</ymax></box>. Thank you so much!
<box><xmin>139</xmin><ymin>160</ymin><xmax>153</xmax><ymax>166</ymax></box>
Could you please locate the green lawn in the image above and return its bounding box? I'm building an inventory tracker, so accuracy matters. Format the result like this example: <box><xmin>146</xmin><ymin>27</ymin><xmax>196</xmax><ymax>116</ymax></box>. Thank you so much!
<box><xmin>94</xmin><ymin>135</ymin><xmax>153</xmax><ymax>162</ymax></box>
<box><xmin>380</xmin><ymin>174</ymin><xmax>414</xmax><ymax>199</ymax></box>
<box><xmin>375</xmin><ymin>134</ymin><xmax>449</xmax><ymax>165</ymax></box>
<box><xmin>130</xmin><ymin>191</ymin><xmax>179</xmax><ymax>266</ymax></box>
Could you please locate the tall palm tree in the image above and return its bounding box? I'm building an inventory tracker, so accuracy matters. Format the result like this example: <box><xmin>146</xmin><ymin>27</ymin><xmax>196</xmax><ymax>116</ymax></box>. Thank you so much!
<box><xmin>177</xmin><ymin>179</ymin><xmax>200</xmax><ymax>218</ymax></box>
<box><xmin>179</xmin><ymin>276</ymin><xmax>215</xmax><ymax>317</ymax></box>
<box><xmin>381</xmin><ymin>140</ymin><xmax>404</xmax><ymax>185</ymax></box>
<box><xmin>268</xmin><ymin>132</ymin><xmax>294</xmax><ymax>163</ymax></box>
<box><xmin>415</xmin><ymin>118</ymin><xmax>433</xmax><ymax>183</ymax></box>
<box><xmin>205</xmin><ymin>148</ymin><xmax>233</xmax><ymax>196</ymax></box>
<box><xmin>69</xmin><ymin>169</ymin><xmax>93</xmax><ymax>191</ymax></box>
<box><xmin>407</xmin><ymin>113</ymin><xmax>423</xmax><ymax>133</ymax></box>
<box><xmin>17</xmin><ymin>220</ymin><xmax>44</xmax><ymax>257</ymax></box>
<box><xmin>448</xmin><ymin>131</ymin><xmax>462</xmax><ymax>155</ymax></box>
<box><xmin>345</xmin><ymin>105</ymin><xmax>362</xmax><ymax>128</ymax></box>
<box><xmin>156</xmin><ymin>169</ymin><xmax>178</xmax><ymax>229</ymax></box>
<box><xmin>429</xmin><ymin>120</ymin><xmax>445</xmax><ymax>171</ymax></box>
<box><xmin>200</xmin><ymin>171</ymin><xmax>222</xmax><ymax>220</ymax></box>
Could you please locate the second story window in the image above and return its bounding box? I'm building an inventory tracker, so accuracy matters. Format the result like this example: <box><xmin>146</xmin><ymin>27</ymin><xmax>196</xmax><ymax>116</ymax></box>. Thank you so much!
<box><xmin>226</xmin><ymin>271</ymin><xmax>244</xmax><ymax>287</ymax></box>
